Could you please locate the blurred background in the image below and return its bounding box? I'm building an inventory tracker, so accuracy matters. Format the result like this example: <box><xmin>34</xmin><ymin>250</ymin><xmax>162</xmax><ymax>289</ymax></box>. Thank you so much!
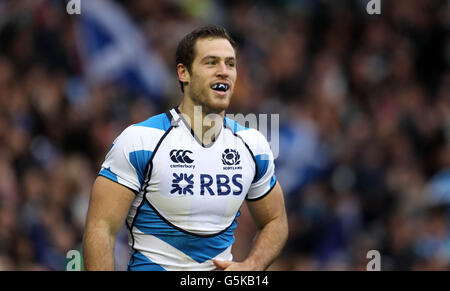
<box><xmin>0</xmin><ymin>0</ymin><xmax>449</xmax><ymax>270</ymax></box>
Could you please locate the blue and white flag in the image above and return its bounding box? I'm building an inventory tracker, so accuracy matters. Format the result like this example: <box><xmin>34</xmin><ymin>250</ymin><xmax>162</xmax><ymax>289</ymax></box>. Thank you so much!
<box><xmin>77</xmin><ymin>0</ymin><xmax>169</xmax><ymax>103</ymax></box>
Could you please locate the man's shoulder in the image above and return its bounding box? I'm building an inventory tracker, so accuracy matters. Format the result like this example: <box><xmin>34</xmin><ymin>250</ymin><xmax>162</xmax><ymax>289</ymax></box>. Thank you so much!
<box><xmin>113</xmin><ymin>112</ymin><xmax>172</xmax><ymax>146</ymax></box>
<box><xmin>223</xmin><ymin>116</ymin><xmax>270</xmax><ymax>153</ymax></box>
<box><xmin>133</xmin><ymin>112</ymin><xmax>172</xmax><ymax>131</ymax></box>
<box><xmin>224</xmin><ymin>116</ymin><xmax>265</xmax><ymax>141</ymax></box>
<box><xmin>224</xmin><ymin>116</ymin><xmax>255</xmax><ymax>134</ymax></box>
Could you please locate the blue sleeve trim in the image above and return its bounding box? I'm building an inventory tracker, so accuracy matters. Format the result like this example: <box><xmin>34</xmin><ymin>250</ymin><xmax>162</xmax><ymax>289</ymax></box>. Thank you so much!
<box><xmin>253</xmin><ymin>154</ymin><xmax>270</xmax><ymax>183</ymax></box>
<box><xmin>270</xmin><ymin>174</ymin><xmax>277</xmax><ymax>187</ymax></box>
<box><xmin>98</xmin><ymin>168</ymin><xmax>138</xmax><ymax>195</ymax></box>
<box><xmin>246</xmin><ymin>178</ymin><xmax>277</xmax><ymax>202</ymax></box>
<box><xmin>98</xmin><ymin>167</ymin><xmax>118</xmax><ymax>183</ymax></box>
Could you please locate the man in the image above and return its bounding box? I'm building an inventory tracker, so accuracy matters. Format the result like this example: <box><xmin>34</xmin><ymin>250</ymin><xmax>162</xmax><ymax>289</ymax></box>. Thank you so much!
<box><xmin>83</xmin><ymin>25</ymin><xmax>288</xmax><ymax>271</ymax></box>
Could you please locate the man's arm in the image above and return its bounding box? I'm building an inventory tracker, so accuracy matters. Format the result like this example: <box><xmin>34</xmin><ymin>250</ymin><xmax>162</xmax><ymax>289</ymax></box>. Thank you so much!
<box><xmin>83</xmin><ymin>176</ymin><xmax>135</xmax><ymax>270</ymax></box>
<box><xmin>214</xmin><ymin>182</ymin><xmax>288</xmax><ymax>270</ymax></box>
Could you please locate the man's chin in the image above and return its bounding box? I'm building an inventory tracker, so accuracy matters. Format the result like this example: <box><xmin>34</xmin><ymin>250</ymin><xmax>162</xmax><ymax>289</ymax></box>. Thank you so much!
<box><xmin>203</xmin><ymin>97</ymin><xmax>231</xmax><ymax>113</ymax></box>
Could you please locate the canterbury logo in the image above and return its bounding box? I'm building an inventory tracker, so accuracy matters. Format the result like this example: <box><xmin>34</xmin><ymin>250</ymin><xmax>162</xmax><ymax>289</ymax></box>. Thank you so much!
<box><xmin>170</xmin><ymin>150</ymin><xmax>194</xmax><ymax>164</ymax></box>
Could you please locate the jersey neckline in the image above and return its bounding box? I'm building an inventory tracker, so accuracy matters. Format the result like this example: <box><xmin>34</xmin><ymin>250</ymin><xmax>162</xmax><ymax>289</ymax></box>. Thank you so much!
<box><xmin>167</xmin><ymin>106</ymin><xmax>225</xmax><ymax>148</ymax></box>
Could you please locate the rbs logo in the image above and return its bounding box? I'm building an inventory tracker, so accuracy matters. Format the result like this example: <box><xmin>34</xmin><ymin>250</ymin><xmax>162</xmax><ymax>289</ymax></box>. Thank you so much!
<box><xmin>171</xmin><ymin>173</ymin><xmax>243</xmax><ymax>196</ymax></box>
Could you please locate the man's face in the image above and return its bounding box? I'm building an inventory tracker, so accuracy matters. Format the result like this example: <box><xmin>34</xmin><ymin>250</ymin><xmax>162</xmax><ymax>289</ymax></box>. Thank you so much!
<box><xmin>183</xmin><ymin>37</ymin><xmax>237</xmax><ymax>112</ymax></box>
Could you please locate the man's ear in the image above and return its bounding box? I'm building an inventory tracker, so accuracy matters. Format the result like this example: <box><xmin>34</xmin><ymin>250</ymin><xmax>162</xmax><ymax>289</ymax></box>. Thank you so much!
<box><xmin>177</xmin><ymin>64</ymin><xmax>190</xmax><ymax>85</ymax></box>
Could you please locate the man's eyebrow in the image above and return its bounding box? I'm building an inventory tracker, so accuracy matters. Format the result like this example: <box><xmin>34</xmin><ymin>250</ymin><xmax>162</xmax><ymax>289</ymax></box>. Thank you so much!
<box><xmin>201</xmin><ymin>55</ymin><xmax>236</xmax><ymax>61</ymax></box>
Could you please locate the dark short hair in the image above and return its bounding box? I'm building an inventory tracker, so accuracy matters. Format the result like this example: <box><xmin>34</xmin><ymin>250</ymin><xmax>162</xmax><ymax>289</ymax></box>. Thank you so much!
<box><xmin>175</xmin><ymin>25</ymin><xmax>237</xmax><ymax>93</ymax></box>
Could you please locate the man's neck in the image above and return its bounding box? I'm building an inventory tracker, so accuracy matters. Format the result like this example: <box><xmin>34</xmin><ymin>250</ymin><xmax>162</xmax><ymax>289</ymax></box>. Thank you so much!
<box><xmin>178</xmin><ymin>98</ymin><xmax>225</xmax><ymax>146</ymax></box>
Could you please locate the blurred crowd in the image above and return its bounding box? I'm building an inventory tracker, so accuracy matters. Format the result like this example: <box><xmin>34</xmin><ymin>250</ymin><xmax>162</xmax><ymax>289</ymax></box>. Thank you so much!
<box><xmin>0</xmin><ymin>0</ymin><xmax>449</xmax><ymax>270</ymax></box>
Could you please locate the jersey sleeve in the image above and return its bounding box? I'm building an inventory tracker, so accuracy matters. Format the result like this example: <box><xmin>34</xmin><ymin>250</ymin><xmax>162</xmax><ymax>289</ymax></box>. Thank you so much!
<box><xmin>246</xmin><ymin>131</ymin><xmax>277</xmax><ymax>201</ymax></box>
<box><xmin>98</xmin><ymin>126</ymin><xmax>153</xmax><ymax>193</ymax></box>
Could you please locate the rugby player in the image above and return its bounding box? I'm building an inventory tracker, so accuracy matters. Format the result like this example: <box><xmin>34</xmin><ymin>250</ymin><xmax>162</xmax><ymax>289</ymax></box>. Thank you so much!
<box><xmin>83</xmin><ymin>25</ymin><xmax>288</xmax><ymax>271</ymax></box>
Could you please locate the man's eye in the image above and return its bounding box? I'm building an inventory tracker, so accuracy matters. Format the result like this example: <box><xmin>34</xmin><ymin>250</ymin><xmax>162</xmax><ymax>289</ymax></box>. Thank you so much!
<box><xmin>206</xmin><ymin>61</ymin><xmax>216</xmax><ymax>65</ymax></box>
<box><xmin>227</xmin><ymin>63</ymin><xmax>235</xmax><ymax>67</ymax></box>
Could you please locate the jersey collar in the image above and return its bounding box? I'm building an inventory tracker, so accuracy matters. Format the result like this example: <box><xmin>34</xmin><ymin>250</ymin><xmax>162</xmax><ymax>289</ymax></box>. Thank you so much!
<box><xmin>167</xmin><ymin>106</ymin><xmax>224</xmax><ymax>148</ymax></box>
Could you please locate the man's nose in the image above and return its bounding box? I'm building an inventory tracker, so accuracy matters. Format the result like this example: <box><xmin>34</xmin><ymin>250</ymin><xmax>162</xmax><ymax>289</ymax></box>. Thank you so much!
<box><xmin>216</xmin><ymin>62</ymin><xmax>229</xmax><ymax>77</ymax></box>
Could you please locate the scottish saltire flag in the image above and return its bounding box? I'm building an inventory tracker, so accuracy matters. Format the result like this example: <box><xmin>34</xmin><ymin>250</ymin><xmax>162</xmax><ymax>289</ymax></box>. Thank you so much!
<box><xmin>77</xmin><ymin>0</ymin><xmax>169</xmax><ymax>103</ymax></box>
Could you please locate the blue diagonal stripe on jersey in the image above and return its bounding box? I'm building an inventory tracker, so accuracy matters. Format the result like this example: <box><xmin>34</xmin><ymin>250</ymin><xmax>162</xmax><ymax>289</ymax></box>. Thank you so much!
<box><xmin>98</xmin><ymin>167</ymin><xmax>118</xmax><ymax>183</ymax></box>
<box><xmin>133</xmin><ymin>200</ymin><xmax>238</xmax><ymax>264</ymax></box>
<box><xmin>134</xmin><ymin>113</ymin><xmax>171</xmax><ymax>131</ymax></box>
<box><xmin>129</xmin><ymin>150</ymin><xmax>153</xmax><ymax>188</ymax></box>
<box><xmin>253</xmin><ymin>154</ymin><xmax>270</xmax><ymax>183</ymax></box>
<box><xmin>128</xmin><ymin>250</ymin><xmax>166</xmax><ymax>271</ymax></box>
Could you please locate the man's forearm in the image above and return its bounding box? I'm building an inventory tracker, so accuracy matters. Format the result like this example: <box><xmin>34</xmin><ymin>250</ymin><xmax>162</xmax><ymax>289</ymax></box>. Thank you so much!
<box><xmin>244</xmin><ymin>216</ymin><xmax>288</xmax><ymax>270</ymax></box>
<box><xmin>83</xmin><ymin>226</ymin><xmax>116</xmax><ymax>271</ymax></box>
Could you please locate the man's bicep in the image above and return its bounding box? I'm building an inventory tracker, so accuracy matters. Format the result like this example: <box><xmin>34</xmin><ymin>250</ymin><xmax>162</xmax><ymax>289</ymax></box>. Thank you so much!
<box><xmin>86</xmin><ymin>176</ymin><xmax>136</xmax><ymax>235</ymax></box>
<box><xmin>246</xmin><ymin>182</ymin><xmax>286</xmax><ymax>229</ymax></box>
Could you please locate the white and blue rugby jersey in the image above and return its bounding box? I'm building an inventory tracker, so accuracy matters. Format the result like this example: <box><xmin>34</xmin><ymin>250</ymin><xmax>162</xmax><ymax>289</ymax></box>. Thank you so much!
<box><xmin>98</xmin><ymin>107</ymin><xmax>277</xmax><ymax>271</ymax></box>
